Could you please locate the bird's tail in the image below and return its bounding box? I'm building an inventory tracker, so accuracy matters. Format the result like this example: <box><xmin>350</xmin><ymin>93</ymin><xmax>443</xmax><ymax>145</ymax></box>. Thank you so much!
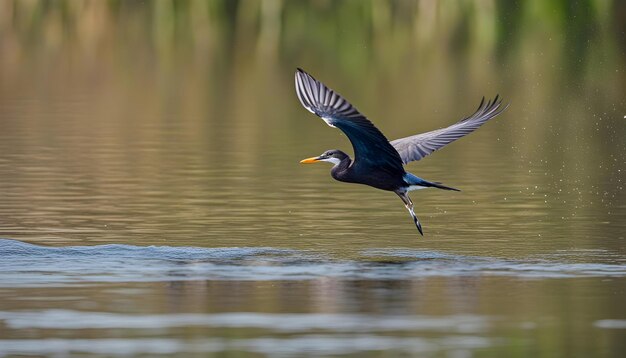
<box><xmin>427</xmin><ymin>181</ymin><xmax>461</xmax><ymax>191</ymax></box>
<box><xmin>404</xmin><ymin>173</ymin><xmax>461</xmax><ymax>192</ymax></box>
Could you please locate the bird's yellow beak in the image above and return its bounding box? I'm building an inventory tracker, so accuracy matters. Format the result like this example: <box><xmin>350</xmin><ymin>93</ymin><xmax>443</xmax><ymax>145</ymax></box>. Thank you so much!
<box><xmin>300</xmin><ymin>156</ymin><xmax>321</xmax><ymax>164</ymax></box>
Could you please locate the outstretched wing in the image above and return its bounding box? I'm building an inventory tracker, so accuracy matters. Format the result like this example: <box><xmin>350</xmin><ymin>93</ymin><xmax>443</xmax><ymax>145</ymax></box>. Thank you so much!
<box><xmin>390</xmin><ymin>96</ymin><xmax>508</xmax><ymax>164</ymax></box>
<box><xmin>295</xmin><ymin>68</ymin><xmax>403</xmax><ymax>172</ymax></box>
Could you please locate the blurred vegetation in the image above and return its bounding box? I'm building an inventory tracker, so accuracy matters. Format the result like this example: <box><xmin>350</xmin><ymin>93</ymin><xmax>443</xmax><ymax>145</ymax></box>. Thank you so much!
<box><xmin>1</xmin><ymin>0</ymin><xmax>624</xmax><ymax>74</ymax></box>
<box><xmin>1</xmin><ymin>0</ymin><xmax>624</xmax><ymax>114</ymax></box>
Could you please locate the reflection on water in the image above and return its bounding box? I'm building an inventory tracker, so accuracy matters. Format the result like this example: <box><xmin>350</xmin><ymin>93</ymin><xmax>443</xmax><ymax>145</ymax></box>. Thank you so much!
<box><xmin>0</xmin><ymin>336</ymin><xmax>495</xmax><ymax>356</ymax></box>
<box><xmin>0</xmin><ymin>0</ymin><xmax>625</xmax><ymax>357</ymax></box>
<box><xmin>0</xmin><ymin>309</ymin><xmax>491</xmax><ymax>332</ymax></box>
<box><xmin>0</xmin><ymin>239</ymin><xmax>625</xmax><ymax>356</ymax></box>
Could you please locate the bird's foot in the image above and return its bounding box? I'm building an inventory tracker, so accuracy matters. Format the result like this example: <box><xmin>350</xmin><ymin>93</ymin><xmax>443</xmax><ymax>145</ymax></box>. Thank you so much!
<box><xmin>413</xmin><ymin>215</ymin><xmax>423</xmax><ymax>236</ymax></box>
<box><xmin>405</xmin><ymin>204</ymin><xmax>423</xmax><ymax>236</ymax></box>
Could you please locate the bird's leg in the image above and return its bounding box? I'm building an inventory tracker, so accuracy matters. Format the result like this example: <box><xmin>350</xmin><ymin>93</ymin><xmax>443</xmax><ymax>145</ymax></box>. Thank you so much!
<box><xmin>397</xmin><ymin>192</ymin><xmax>423</xmax><ymax>236</ymax></box>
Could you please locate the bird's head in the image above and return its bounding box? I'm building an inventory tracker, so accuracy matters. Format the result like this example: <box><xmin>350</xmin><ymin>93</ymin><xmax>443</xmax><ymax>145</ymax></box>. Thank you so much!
<box><xmin>300</xmin><ymin>150</ymin><xmax>349</xmax><ymax>166</ymax></box>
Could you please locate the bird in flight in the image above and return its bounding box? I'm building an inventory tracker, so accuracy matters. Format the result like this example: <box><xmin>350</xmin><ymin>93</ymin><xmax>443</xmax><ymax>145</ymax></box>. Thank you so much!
<box><xmin>295</xmin><ymin>68</ymin><xmax>507</xmax><ymax>235</ymax></box>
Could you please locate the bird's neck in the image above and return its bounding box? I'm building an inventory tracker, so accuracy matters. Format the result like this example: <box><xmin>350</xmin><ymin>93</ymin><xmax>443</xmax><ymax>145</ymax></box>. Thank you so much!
<box><xmin>330</xmin><ymin>156</ymin><xmax>353</xmax><ymax>182</ymax></box>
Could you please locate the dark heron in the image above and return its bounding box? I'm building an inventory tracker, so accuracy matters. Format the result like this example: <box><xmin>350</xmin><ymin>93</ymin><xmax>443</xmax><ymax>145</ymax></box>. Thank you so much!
<box><xmin>295</xmin><ymin>68</ymin><xmax>507</xmax><ymax>235</ymax></box>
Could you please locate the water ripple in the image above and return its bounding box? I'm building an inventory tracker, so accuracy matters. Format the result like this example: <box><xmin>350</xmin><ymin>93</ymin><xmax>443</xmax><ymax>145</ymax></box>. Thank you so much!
<box><xmin>0</xmin><ymin>239</ymin><xmax>624</xmax><ymax>287</ymax></box>
<box><xmin>0</xmin><ymin>310</ymin><xmax>489</xmax><ymax>332</ymax></box>
<box><xmin>0</xmin><ymin>335</ymin><xmax>495</xmax><ymax>357</ymax></box>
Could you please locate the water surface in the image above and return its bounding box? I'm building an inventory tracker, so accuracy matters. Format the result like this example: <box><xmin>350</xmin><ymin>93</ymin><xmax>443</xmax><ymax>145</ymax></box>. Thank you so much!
<box><xmin>1</xmin><ymin>239</ymin><xmax>625</xmax><ymax>356</ymax></box>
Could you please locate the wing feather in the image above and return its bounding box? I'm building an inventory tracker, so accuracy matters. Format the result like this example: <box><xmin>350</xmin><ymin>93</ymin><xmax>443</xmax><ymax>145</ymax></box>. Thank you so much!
<box><xmin>295</xmin><ymin>68</ymin><xmax>403</xmax><ymax>172</ymax></box>
<box><xmin>390</xmin><ymin>96</ymin><xmax>508</xmax><ymax>164</ymax></box>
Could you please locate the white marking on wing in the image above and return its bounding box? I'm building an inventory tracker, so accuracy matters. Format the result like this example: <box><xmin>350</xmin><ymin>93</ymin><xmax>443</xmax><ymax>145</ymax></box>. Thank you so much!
<box><xmin>321</xmin><ymin>116</ymin><xmax>337</xmax><ymax>128</ymax></box>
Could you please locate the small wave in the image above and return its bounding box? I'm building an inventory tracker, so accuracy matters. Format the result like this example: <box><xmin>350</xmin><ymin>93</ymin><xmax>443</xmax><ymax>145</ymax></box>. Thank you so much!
<box><xmin>0</xmin><ymin>239</ymin><xmax>624</xmax><ymax>287</ymax></box>
<box><xmin>0</xmin><ymin>309</ymin><xmax>489</xmax><ymax>332</ymax></box>
<box><xmin>0</xmin><ymin>238</ymin><xmax>295</xmax><ymax>260</ymax></box>
<box><xmin>362</xmin><ymin>249</ymin><xmax>626</xmax><ymax>279</ymax></box>
<box><xmin>594</xmin><ymin>319</ymin><xmax>626</xmax><ymax>329</ymax></box>
<box><xmin>0</xmin><ymin>335</ymin><xmax>495</xmax><ymax>356</ymax></box>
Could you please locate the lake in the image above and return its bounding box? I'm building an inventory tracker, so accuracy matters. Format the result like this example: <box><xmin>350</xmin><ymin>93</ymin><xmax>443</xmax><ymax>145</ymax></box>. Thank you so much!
<box><xmin>0</xmin><ymin>1</ymin><xmax>625</xmax><ymax>357</ymax></box>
